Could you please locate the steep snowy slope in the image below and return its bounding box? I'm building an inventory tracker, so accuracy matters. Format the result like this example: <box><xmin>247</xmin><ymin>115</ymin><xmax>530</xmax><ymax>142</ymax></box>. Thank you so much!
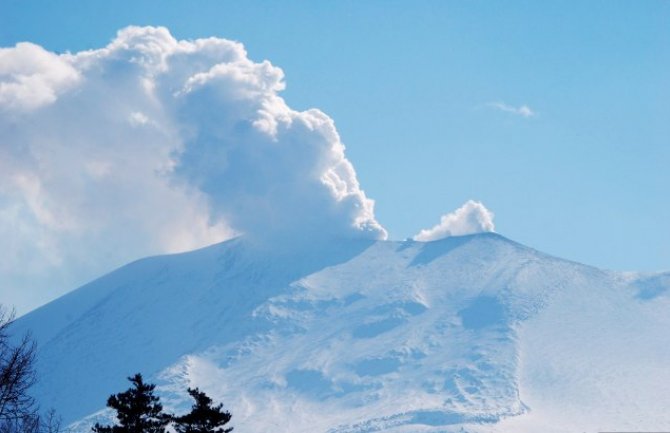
<box><xmin>13</xmin><ymin>234</ymin><xmax>670</xmax><ymax>432</ymax></box>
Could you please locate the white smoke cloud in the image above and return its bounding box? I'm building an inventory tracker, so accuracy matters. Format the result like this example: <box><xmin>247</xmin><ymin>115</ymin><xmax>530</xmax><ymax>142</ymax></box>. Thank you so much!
<box><xmin>413</xmin><ymin>200</ymin><xmax>495</xmax><ymax>241</ymax></box>
<box><xmin>0</xmin><ymin>42</ymin><xmax>80</xmax><ymax>112</ymax></box>
<box><xmin>0</xmin><ymin>26</ymin><xmax>386</xmax><ymax>313</ymax></box>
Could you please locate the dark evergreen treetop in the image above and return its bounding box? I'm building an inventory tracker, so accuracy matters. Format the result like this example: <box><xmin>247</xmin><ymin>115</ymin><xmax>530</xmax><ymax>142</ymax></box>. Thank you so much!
<box><xmin>92</xmin><ymin>373</ymin><xmax>169</xmax><ymax>433</ymax></box>
<box><xmin>173</xmin><ymin>388</ymin><xmax>232</xmax><ymax>433</ymax></box>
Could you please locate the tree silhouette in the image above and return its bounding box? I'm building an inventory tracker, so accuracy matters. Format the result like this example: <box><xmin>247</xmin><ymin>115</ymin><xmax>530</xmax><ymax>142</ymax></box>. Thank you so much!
<box><xmin>173</xmin><ymin>388</ymin><xmax>232</xmax><ymax>433</ymax></box>
<box><xmin>0</xmin><ymin>306</ymin><xmax>37</xmax><ymax>426</ymax></box>
<box><xmin>92</xmin><ymin>373</ymin><xmax>169</xmax><ymax>433</ymax></box>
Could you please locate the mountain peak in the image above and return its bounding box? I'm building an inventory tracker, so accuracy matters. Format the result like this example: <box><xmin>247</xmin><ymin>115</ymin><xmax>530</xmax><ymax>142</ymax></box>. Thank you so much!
<box><xmin>14</xmin><ymin>234</ymin><xmax>670</xmax><ymax>432</ymax></box>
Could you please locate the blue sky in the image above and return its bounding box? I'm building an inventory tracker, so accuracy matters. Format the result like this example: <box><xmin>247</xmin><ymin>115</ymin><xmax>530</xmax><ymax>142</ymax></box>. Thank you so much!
<box><xmin>1</xmin><ymin>1</ymin><xmax>669</xmax><ymax>312</ymax></box>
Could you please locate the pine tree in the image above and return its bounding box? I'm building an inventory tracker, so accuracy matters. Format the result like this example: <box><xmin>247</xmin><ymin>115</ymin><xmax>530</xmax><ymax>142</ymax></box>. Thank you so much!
<box><xmin>92</xmin><ymin>374</ymin><xmax>169</xmax><ymax>433</ymax></box>
<box><xmin>173</xmin><ymin>388</ymin><xmax>232</xmax><ymax>433</ymax></box>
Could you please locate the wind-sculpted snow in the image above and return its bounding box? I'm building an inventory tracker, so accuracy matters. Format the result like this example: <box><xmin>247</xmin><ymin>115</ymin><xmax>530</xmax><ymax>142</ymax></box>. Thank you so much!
<box><xmin>13</xmin><ymin>233</ymin><xmax>670</xmax><ymax>432</ymax></box>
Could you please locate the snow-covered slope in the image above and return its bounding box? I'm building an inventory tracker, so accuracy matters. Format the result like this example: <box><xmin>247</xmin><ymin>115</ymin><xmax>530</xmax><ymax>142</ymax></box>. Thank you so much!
<box><xmin>13</xmin><ymin>234</ymin><xmax>670</xmax><ymax>432</ymax></box>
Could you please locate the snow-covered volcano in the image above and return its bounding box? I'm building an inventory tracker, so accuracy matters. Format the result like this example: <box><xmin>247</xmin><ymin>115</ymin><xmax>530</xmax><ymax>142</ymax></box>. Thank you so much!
<box><xmin>13</xmin><ymin>233</ymin><xmax>670</xmax><ymax>432</ymax></box>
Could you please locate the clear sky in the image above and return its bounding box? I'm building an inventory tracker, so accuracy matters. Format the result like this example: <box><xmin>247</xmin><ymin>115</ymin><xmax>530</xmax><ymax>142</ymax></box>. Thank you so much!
<box><xmin>1</xmin><ymin>1</ymin><xmax>668</xmax><ymax>313</ymax></box>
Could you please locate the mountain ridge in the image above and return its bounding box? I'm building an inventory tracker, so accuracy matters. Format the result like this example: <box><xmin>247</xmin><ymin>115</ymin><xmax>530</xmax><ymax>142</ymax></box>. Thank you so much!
<box><xmin>13</xmin><ymin>232</ymin><xmax>670</xmax><ymax>432</ymax></box>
